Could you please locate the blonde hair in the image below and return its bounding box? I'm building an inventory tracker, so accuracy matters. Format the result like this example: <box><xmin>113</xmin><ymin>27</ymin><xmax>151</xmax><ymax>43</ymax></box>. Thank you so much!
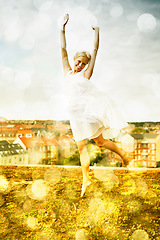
<box><xmin>73</xmin><ymin>51</ymin><xmax>91</xmax><ymax>63</ymax></box>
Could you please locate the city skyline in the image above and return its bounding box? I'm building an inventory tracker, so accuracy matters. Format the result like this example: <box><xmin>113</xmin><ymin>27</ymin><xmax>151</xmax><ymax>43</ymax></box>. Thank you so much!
<box><xmin>0</xmin><ymin>0</ymin><xmax>160</xmax><ymax>122</ymax></box>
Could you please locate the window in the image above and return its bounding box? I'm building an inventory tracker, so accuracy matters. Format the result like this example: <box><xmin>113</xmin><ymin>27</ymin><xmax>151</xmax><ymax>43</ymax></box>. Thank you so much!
<box><xmin>17</xmin><ymin>134</ymin><xmax>23</xmax><ymax>138</ymax></box>
<box><xmin>152</xmin><ymin>144</ymin><xmax>155</xmax><ymax>149</ymax></box>
<box><xmin>26</xmin><ymin>134</ymin><xmax>32</xmax><ymax>138</ymax></box>
<box><xmin>143</xmin><ymin>161</ymin><xmax>147</xmax><ymax>166</ymax></box>
<box><xmin>142</xmin><ymin>143</ymin><xmax>148</xmax><ymax>148</ymax></box>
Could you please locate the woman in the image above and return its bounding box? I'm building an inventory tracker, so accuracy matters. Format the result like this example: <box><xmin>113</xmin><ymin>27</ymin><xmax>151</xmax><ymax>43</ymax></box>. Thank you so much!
<box><xmin>61</xmin><ymin>14</ymin><xmax>129</xmax><ymax>197</ymax></box>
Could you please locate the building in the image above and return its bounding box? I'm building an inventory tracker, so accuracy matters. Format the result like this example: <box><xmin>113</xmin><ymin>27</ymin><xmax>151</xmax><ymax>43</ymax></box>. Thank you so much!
<box><xmin>16</xmin><ymin>129</ymin><xmax>33</xmax><ymax>138</ymax></box>
<box><xmin>120</xmin><ymin>133</ymin><xmax>160</xmax><ymax>167</ymax></box>
<box><xmin>14</xmin><ymin>136</ymin><xmax>58</xmax><ymax>165</ymax></box>
<box><xmin>0</xmin><ymin>140</ymin><xmax>28</xmax><ymax>165</ymax></box>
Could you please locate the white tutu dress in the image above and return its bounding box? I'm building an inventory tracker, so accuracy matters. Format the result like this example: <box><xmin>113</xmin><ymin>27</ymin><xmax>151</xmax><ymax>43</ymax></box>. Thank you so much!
<box><xmin>63</xmin><ymin>70</ymin><xmax>128</xmax><ymax>142</ymax></box>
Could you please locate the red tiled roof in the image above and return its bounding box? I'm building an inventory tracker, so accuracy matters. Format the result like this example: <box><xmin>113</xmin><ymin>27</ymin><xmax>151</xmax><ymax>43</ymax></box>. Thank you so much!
<box><xmin>20</xmin><ymin>137</ymin><xmax>44</xmax><ymax>148</ymax></box>
<box><xmin>20</xmin><ymin>136</ymin><xmax>58</xmax><ymax>148</ymax></box>
<box><xmin>41</xmin><ymin>136</ymin><xmax>58</xmax><ymax>146</ymax></box>
<box><xmin>16</xmin><ymin>130</ymin><xmax>32</xmax><ymax>134</ymax></box>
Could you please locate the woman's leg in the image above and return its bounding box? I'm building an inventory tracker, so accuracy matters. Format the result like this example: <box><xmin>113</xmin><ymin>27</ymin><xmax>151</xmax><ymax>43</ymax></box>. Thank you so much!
<box><xmin>93</xmin><ymin>134</ymin><xmax>129</xmax><ymax>166</ymax></box>
<box><xmin>76</xmin><ymin>139</ymin><xmax>91</xmax><ymax>197</ymax></box>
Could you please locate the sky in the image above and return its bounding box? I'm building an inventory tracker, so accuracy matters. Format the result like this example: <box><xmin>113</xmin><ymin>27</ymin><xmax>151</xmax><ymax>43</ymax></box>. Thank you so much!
<box><xmin>0</xmin><ymin>0</ymin><xmax>160</xmax><ymax>122</ymax></box>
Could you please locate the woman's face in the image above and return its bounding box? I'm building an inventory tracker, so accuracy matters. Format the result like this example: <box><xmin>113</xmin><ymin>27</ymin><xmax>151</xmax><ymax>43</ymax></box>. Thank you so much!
<box><xmin>73</xmin><ymin>56</ymin><xmax>88</xmax><ymax>73</ymax></box>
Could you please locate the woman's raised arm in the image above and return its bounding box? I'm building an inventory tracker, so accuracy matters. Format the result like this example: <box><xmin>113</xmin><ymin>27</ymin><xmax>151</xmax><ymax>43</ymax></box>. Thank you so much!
<box><xmin>60</xmin><ymin>14</ymin><xmax>71</xmax><ymax>75</ymax></box>
<box><xmin>84</xmin><ymin>26</ymin><xmax>99</xmax><ymax>80</ymax></box>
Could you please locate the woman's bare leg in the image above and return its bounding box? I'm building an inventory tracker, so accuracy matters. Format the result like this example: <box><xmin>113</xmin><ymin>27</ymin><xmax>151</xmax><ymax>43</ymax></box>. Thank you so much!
<box><xmin>76</xmin><ymin>139</ymin><xmax>91</xmax><ymax>197</ymax></box>
<box><xmin>93</xmin><ymin>134</ymin><xmax>129</xmax><ymax>166</ymax></box>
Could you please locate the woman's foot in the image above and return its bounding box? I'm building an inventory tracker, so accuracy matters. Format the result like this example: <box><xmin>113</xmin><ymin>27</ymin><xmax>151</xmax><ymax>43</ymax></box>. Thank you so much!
<box><xmin>121</xmin><ymin>152</ymin><xmax>130</xmax><ymax>167</ymax></box>
<box><xmin>81</xmin><ymin>180</ymin><xmax>91</xmax><ymax>197</ymax></box>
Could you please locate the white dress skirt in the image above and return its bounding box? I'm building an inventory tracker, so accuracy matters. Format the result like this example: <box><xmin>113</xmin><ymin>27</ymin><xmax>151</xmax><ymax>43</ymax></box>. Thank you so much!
<box><xmin>63</xmin><ymin>70</ymin><xmax>128</xmax><ymax>142</ymax></box>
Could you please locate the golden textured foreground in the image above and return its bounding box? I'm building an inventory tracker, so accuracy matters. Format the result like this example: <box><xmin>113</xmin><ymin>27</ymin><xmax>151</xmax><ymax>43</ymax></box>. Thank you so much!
<box><xmin>0</xmin><ymin>165</ymin><xmax>160</xmax><ymax>240</ymax></box>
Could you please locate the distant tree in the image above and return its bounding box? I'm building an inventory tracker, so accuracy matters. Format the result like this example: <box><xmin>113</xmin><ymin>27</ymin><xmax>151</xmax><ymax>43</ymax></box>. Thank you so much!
<box><xmin>54</xmin><ymin>131</ymin><xmax>60</xmax><ymax>137</ymax></box>
<box><xmin>63</xmin><ymin>150</ymin><xmax>80</xmax><ymax>165</ymax></box>
<box><xmin>132</xmin><ymin>127</ymin><xmax>149</xmax><ymax>134</ymax></box>
<box><xmin>65</xmin><ymin>130</ymin><xmax>73</xmax><ymax>135</ymax></box>
<box><xmin>62</xmin><ymin>120</ymin><xmax>70</xmax><ymax>125</ymax></box>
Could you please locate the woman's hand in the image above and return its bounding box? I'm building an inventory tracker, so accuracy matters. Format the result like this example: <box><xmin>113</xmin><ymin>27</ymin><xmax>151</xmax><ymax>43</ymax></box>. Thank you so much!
<box><xmin>62</xmin><ymin>14</ymin><xmax>69</xmax><ymax>30</ymax></box>
<box><xmin>92</xmin><ymin>26</ymin><xmax>99</xmax><ymax>31</ymax></box>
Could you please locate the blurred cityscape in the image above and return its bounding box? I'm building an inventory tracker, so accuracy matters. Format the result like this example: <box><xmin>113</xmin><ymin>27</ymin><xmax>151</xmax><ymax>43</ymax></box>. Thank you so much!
<box><xmin>0</xmin><ymin>117</ymin><xmax>160</xmax><ymax>168</ymax></box>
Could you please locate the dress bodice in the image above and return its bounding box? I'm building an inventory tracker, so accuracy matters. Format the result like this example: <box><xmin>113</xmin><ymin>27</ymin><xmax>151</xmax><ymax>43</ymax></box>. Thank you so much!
<box><xmin>63</xmin><ymin>70</ymin><xmax>97</xmax><ymax>102</ymax></box>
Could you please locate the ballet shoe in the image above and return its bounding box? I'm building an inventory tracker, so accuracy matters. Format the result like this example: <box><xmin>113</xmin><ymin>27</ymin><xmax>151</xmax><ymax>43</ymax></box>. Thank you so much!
<box><xmin>81</xmin><ymin>180</ymin><xmax>91</xmax><ymax>197</ymax></box>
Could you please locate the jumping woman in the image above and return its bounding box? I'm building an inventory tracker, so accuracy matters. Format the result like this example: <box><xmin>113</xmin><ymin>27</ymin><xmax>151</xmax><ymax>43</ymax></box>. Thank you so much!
<box><xmin>60</xmin><ymin>14</ymin><xmax>129</xmax><ymax>197</ymax></box>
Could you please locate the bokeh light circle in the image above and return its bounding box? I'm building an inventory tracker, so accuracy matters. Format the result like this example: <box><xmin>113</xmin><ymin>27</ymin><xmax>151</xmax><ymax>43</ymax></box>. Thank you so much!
<box><xmin>39</xmin><ymin>1</ymin><xmax>53</xmax><ymax>12</ymax></box>
<box><xmin>103</xmin><ymin>173</ymin><xmax>119</xmax><ymax>191</ymax></box>
<box><xmin>127</xmin><ymin>200</ymin><xmax>141</xmax><ymax>214</ymax></box>
<box><xmin>0</xmin><ymin>175</ymin><xmax>9</xmax><ymax>192</ymax></box>
<box><xmin>26</xmin><ymin>216</ymin><xmax>39</xmax><ymax>230</ymax></box>
<box><xmin>88</xmin><ymin>198</ymin><xmax>106</xmax><ymax>223</ymax></box>
<box><xmin>27</xmin><ymin>180</ymin><xmax>49</xmax><ymax>200</ymax></box>
<box><xmin>131</xmin><ymin>229</ymin><xmax>149</xmax><ymax>240</ymax></box>
<box><xmin>135</xmin><ymin>178</ymin><xmax>148</xmax><ymax>197</ymax></box>
<box><xmin>19</xmin><ymin>35</ymin><xmax>35</xmax><ymax>50</ymax></box>
<box><xmin>0</xmin><ymin>67</ymin><xmax>14</xmax><ymax>84</ymax></box>
<box><xmin>31</xmin><ymin>180</ymin><xmax>49</xmax><ymax>199</ymax></box>
<box><xmin>44</xmin><ymin>168</ymin><xmax>61</xmax><ymax>185</ymax></box>
<box><xmin>94</xmin><ymin>169</ymin><xmax>119</xmax><ymax>190</ymax></box>
<box><xmin>4</xmin><ymin>22</ymin><xmax>23</xmax><ymax>42</ymax></box>
<box><xmin>14</xmin><ymin>71</ymin><xmax>32</xmax><ymax>89</ymax></box>
<box><xmin>75</xmin><ymin>229</ymin><xmax>88</xmax><ymax>240</ymax></box>
<box><xmin>110</xmin><ymin>3</ymin><xmax>123</xmax><ymax>18</ymax></box>
<box><xmin>137</xmin><ymin>13</ymin><xmax>157</xmax><ymax>32</ymax></box>
<box><xmin>82</xmin><ymin>14</ymin><xmax>98</xmax><ymax>28</ymax></box>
